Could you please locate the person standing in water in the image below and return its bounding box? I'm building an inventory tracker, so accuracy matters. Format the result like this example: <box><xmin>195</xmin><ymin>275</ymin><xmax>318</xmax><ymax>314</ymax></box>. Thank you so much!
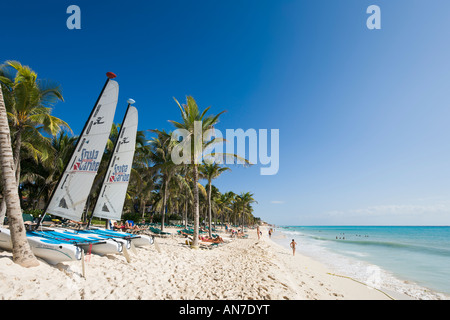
<box><xmin>290</xmin><ymin>239</ymin><xmax>297</xmax><ymax>256</ymax></box>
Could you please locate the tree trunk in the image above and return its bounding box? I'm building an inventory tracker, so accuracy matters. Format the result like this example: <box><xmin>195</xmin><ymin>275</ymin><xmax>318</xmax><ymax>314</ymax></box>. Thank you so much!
<box><xmin>12</xmin><ymin>128</ymin><xmax>21</xmax><ymax>186</ymax></box>
<box><xmin>192</xmin><ymin>164</ymin><xmax>199</xmax><ymax>248</ymax></box>
<box><xmin>161</xmin><ymin>178</ymin><xmax>168</xmax><ymax>232</ymax></box>
<box><xmin>184</xmin><ymin>188</ymin><xmax>188</xmax><ymax>228</ymax></box>
<box><xmin>242</xmin><ymin>205</ymin><xmax>246</xmax><ymax>231</ymax></box>
<box><xmin>0</xmin><ymin>85</ymin><xmax>38</xmax><ymax>267</ymax></box>
<box><xmin>207</xmin><ymin>181</ymin><xmax>212</xmax><ymax>238</ymax></box>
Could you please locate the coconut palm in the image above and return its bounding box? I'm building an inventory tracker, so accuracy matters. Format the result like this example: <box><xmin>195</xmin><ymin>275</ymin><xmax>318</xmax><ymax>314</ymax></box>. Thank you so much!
<box><xmin>236</xmin><ymin>192</ymin><xmax>257</xmax><ymax>230</ymax></box>
<box><xmin>226</xmin><ymin>191</ymin><xmax>240</xmax><ymax>226</ymax></box>
<box><xmin>199</xmin><ymin>163</ymin><xmax>230</xmax><ymax>237</ymax></box>
<box><xmin>148</xmin><ymin>129</ymin><xmax>179</xmax><ymax>231</ymax></box>
<box><xmin>19</xmin><ymin>130</ymin><xmax>76</xmax><ymax>211</ymax></box>
<box><xmin>214</xmin><ymin>190</ymin><xmax>233</xmax><ymax>227</ymax></box>
<box><xmin>169</xmin><ymin>96</ymin><xmax>231</xmax><ymax>248</ymax></box>
<box><xmin>0</xmin><ymin>61</ymin><xmax>70</xmax><ymax>185</ymax></box>
<box><xmin>178</xmin><ymin>164</ymin><xmax>193</xmax><ymax>228</ymax></box>
<box><xmin>135</xmin><ymin>167</ymin><xmax>157</xmax><ymax>219</ymax></box>
<box><xmin>0</xmin><ymin>83</ymin><xmax>38</xmax><ymax>267</ymax></box>
<box><xmin>209</xmin><ymin>185</ymin><xmax>223</xmax><ymax>228</ymax></box>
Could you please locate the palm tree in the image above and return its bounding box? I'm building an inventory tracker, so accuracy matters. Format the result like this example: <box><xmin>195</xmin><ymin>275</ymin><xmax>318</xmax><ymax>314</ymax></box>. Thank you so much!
<box><xmin>0</xmin><ymin>61</ymin><xmax>70</xmax><ymax>186</ymax></box>
<box><xmin>0</xmin><ymin>83</ymin><xmax>38</xmax><ymax>267</ymax></box>
<box><xmin>168</xmin><ymin>96</ymin><xmax>229</xmax><ymax>248</ymax></box>
<box><xmin>19</xmin><ymin>130</ymin><xmax>76</xmax><ymax>211</ymax></box>
<box><xmin>135</xmin><ymin>167</ymin><xmax>156</xmax><ymax>219</ymax></box>
<box><xmin>199</xmin><ymin>163</ymin><xmax>230</xmax><ymax>237</ymax></box>
<box><xmin>215</xmin><ymin>191</ymin><xmax>233</xmax><ymax>226</ymax></box>
<box><xmin>148</xmin><ymin>129</ymin><xmax>178</xmax><ymax>231</ymax></box>
<box><xmin>227</xmin><ymin>191</ymin><xmax>239</xmax><ymax>226</ymax></box>
<box><xmin>179</xmin><ymin>164</ymin><xmax>193</xmax><ymax>228</ymax></box>
<box><xmin>236</xmin><ymin>192</ymin><xmax>257</xmax><ymax>230</ymax></box>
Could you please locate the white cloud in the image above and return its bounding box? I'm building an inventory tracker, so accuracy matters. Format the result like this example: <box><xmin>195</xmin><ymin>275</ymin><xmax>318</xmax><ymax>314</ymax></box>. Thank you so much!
<box><xmin>270</xmin><ymin>200</ymin><xmax>285</xmax><ymax>204</ymax></box>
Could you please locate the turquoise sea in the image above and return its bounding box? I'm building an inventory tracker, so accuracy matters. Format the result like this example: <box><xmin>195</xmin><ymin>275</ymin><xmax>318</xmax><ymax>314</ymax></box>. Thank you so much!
<box><xmin>275</xmin><ymin>226</ymin><xmax>450</xmax><ymax>299</ymax></box>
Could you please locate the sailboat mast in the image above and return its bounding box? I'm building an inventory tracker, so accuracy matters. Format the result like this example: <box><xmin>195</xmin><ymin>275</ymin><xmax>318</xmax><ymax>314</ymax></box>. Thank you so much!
<box><xmin>35</xmin><ymin>72</ymin><xmax>117</xmax><ymax>230</ymax></box>
<box><xmin>86</xmin><ymin>99</ymin><xmax>135</xmax><ymax>229</ymax></box>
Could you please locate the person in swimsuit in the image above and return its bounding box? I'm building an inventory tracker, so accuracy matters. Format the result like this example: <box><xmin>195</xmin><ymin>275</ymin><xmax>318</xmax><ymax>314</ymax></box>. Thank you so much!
<box><xmin>290</xmin><ymin>239</ymin><xmax>297</xmax><ymax>256</ymax></box>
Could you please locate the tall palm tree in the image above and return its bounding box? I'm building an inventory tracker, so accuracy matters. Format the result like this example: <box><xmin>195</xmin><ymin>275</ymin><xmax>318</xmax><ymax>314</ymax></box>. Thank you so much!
<box><xmin>227</xmin><ymin>191</ymin><xmax>239</xmax><ymax>226</ymax></box>
<box><xmin>148</xmin><ymin>129</ymin><xmax>178</xmax><ymax>231</ymax></box>
<box><xmin>169</xmin><ymin>96</ymin><xmax>229</xmax><ymax>248</ymax></box>
<box><xmin>216</xmin><ymin>191</ymin><xmax>233</xmax><ymax>226</ymax></box>
<box><xmin>209</xmin><ymin>185</ymin><xmax>222</xmax><ymax>228</ymax></box>
<box><xmin>199</xmin><ymin>163</ymin><xmax>230</xmax><ymax>237</ymax></box>
<box><xmin>19</xmin><ymin>130</ymin><xmax>76</xmax><ymax>211</ymax></box>
<box><xmin>0</xmin><ymin>83</ymin><xmax>38</xmax><ymax>267</ymax></box>
<box><xmin>0</xmin><ymin>61</ymin><xmax>70</xmax><ymax>185</ymax></box>
<box><xmin>135</xmin><ymin>167</ymin><xmax>156</xmax><ymax>219</ymax></box>
<box><xmin>236</xmin><ymin>192</ymin><xmax>257</xmax><ymax>230</ymax></box>
<box><xmin>179</xmin><ymin>164</ymin><xmax>193</xmax><ymax>228</ymax></box>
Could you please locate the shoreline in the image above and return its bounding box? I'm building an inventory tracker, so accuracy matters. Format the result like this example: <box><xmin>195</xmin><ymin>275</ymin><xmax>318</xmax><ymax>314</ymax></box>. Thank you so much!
<box><xmin>262</xmin><ymin>227</ymin><xmax>413</xmax><ymax>300</ymax></box>
<box><xmin>271</xmin><ymin>226</ymin><xmax>449</xmax><ymax>300</ymax></box>
<box><xmin>0</xmin><ymin>224</ymin><xmax>422</xmax><ymax>300</ymax></box>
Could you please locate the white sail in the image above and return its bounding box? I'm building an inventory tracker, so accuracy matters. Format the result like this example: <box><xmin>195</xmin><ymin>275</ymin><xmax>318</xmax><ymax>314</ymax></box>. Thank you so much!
<box><xmin>46</xmin><ymin>80</ymin><xmax>119</xmax><ymax>221</ymax></box>
<box><xmin>92</xmin><ymin>106</ymin><xmax>138</xmax><ymax>221</ymax></box>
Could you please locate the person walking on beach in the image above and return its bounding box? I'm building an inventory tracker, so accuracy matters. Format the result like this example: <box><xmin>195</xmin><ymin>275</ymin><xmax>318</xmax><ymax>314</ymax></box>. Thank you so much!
<box><xmin>257</xmin><ymin>226</ymin><xmax>261</xmax><ymax>240</ymax></box>
<box><xmin>290</xmin><ymin>239</ymin><xmax>297</xmax><ymax>256</ymax></box>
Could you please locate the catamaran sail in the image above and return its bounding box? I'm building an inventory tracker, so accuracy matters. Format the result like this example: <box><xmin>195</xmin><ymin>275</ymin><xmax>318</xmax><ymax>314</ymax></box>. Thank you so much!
<box><xmin>91</xmin><ymin>105</ymin><xmax>138</xmax><ymax>221</ymax></box>
<box><xmin>83</xmin><ymin>101</ymin><xmax>153</xmax><ymax>247</ymax></box>
<box><xmin>32</xmin><ymin>73</ymin><xmax>123</xmax><ymax>257</ymax></box>
<box><xmin>44</xmin><ymin>77</ymin><xmax>119</xmax><ymax>222</ymax></box>
<box><xmin>51</xmin><ymin>100</ymin><xmax>151</xmax><ymax>254</ymax></box>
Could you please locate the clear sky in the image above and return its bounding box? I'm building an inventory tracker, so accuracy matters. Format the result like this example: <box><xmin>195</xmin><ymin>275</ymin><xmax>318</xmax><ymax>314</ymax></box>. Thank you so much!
<box><xmin>2</xmin><ymin>0</ymin><xmax>450</xmax><ymax>225</ymax></box>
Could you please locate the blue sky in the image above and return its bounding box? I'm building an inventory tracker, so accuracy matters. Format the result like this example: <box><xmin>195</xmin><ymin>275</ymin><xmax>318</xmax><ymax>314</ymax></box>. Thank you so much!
<box><xmin>2</xmin><ymin>0</ymin><xmax>450</xmax><ymax>225</ymax></box>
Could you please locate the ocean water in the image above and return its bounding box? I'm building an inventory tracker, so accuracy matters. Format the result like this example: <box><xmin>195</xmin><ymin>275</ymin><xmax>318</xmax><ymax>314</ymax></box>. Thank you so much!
<box><xmin>274</xmin><ymin>226</ymin><xmax>450</xmax><ymax>300</ymax></box>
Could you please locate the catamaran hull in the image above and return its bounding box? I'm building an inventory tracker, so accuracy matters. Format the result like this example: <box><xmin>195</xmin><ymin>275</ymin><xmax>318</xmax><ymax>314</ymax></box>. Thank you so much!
<box><xmin>45</xmin><ymin>228</ymin><xmax>123</xmax><ymax>255</ymax></box>
<box><xmin>53</xmin><ymin>227</ymin><xmax>129</xmax><ymax>250</ymax></box>
<box><xmin>0</xmin><ymin>227</ymin><xmax>82</xmax><ymax>265</ymax></box>
<box><xmin>90</xmin><ymin>228</ymin><xmax>154</xmax><ymax>247</ymax></box>
<box><xmin>130</xmin><ymin>233</ymin><xmax>153</xmax><ymax>247</ymax></box>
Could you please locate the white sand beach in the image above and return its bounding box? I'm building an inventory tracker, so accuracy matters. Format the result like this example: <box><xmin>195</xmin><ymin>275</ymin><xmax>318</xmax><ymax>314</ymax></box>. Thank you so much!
<box><xmin>0</xmin><ymin>226</ymin><xmax>411</xmax><ymax>300</ymax></box>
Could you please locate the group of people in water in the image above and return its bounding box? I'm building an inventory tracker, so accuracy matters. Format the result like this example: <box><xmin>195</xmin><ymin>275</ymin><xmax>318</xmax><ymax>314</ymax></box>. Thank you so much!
<box><xmin>335</xmin><ymin>233</ymin><xmax>369</xmax><ymax>240</ymax></box>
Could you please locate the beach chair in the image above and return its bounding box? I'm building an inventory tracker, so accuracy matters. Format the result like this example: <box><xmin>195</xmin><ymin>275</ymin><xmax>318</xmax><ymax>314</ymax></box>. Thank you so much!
<box><xmin>22</xmin><ymin>213</ymin><xmax>34</xmax><ymax>222</ymax></box>
<box><xmin>149</xmin><ymin>227</ymin><xmax>171</xmax><ymax>237</ymax></box>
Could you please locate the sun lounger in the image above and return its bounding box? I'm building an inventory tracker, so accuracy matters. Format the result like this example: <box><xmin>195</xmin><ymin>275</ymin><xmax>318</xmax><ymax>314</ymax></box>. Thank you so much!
<box><xmin>149</xmin><ymin>227</ymin><xmax>171</xmax><ymax>237</ymax></box>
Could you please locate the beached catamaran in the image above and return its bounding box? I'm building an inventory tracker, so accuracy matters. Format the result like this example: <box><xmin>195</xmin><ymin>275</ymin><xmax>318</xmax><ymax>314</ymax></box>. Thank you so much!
<box><xmin>58</xmin><ymin>99</ymin><xmax>153</xmax><ymax>250</ymax></box>
<box><xmin>0</xmin><ymin>72</ymin><xmax>121</xmax><ymax>264</ymax></box>
<box><xmin>30</xmin><ymin>72</ymin><xmax>126</xmax><ymax>259</ymax></box>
